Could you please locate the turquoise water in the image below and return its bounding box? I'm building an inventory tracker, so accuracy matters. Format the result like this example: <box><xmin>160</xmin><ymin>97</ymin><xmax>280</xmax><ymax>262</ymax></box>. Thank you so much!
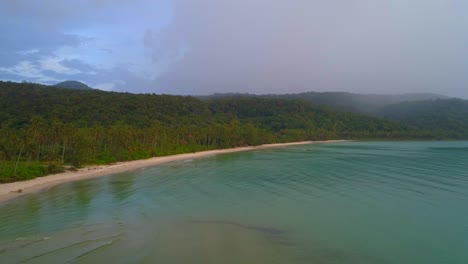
<box><xmin>1</xmin><ymin>141</ymin><xmax>468</xmax><ymax>263</ymax></box>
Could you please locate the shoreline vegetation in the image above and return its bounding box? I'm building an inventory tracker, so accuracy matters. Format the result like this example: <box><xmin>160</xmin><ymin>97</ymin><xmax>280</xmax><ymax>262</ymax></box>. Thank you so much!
<box><xmin>1</xmin><ymin>81</ymin><xmax>434</xmax><ymax>185</ymax></box>
<box><xmin>0</xmin><ymin>140</ymin><xmax>347</xmax><ymax>203</ymax></box>
<box><xmin>2</xmin><ymin>81</ymin><xmax>466</xmax><ymax>201</ymax></box>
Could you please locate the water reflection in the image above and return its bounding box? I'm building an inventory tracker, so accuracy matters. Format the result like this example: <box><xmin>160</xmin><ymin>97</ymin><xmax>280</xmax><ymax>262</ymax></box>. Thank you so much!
<box><xmin>108</xmin><ymin>173</ymin><xmax>136</xmax><ymax>203</ymax></box>
<box><xmin>71</xmin><ymin>181</ymin><xmax>94</xmax><ymax>221</ymax></box>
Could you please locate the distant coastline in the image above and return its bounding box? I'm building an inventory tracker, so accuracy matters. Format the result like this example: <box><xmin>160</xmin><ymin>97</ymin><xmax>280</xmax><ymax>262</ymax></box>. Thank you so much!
<box><xmin>0</xmin><ymin>140</ymin><xmax>349</xmax><ymax>203</ymax></box>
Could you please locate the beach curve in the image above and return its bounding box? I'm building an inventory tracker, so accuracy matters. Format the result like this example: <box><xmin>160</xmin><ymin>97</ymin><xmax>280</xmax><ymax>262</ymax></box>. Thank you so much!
<box><xmin>0</xmin><ymin>140</ymin><xmax>348</xmax><ymax>203</ymax></box>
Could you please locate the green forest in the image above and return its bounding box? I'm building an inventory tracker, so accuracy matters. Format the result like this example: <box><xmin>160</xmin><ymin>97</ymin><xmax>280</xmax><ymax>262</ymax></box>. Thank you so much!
<box><xmin>0</xmin><ymin>81</ymin><xmax>465</xmax><ymax>182</ymax></box>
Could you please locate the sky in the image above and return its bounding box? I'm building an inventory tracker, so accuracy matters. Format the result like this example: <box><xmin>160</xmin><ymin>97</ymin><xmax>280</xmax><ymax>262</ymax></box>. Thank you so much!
<box><xmin>0</xmin><ymin>0</ymin><xmax>467</xmax><ymax>97</ymax></box>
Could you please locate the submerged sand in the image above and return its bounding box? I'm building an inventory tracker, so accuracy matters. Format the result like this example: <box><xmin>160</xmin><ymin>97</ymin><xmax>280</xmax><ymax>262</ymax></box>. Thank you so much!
<box><xmin>0</xmin><ymin>140</ymin><xmax>348</xmax><ymax>203</ymax></box>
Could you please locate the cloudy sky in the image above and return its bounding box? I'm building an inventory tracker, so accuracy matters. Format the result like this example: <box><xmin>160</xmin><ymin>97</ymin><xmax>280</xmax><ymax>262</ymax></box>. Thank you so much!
<box><xmin>1</xmin><ymin>0</ymin><xmax>467</xmax><ymax>97</ymax></box>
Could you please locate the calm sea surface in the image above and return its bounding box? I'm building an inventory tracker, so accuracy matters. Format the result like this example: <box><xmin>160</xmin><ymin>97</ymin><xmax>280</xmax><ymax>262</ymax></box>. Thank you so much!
<box><xmin>1</xmin><ymin>141</ymin><xmax>467</xmax><ymax>263</ymax></box>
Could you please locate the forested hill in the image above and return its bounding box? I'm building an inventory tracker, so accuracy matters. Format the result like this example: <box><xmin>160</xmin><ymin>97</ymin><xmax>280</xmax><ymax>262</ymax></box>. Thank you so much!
<box><xmin>0</xmin><ymin>80</ymin><xmax>414</xmax><ymax>138</ymax></box>
<box><xmin>0</xmin><ymin>81</ymin><xmax>458</xmax><ymax>182</ymax></box>
<box><xmin>201</xmin><ymin>92</ymin><xmax>448</xmax><ymax>114</ymax></box>
<box><xmin>53</xmin><ymin>80</ymin><xmax>94</xmax><ymax>90</ymax></box>
<box><xmin>201</xmin><ymin>92</ymin><xmax>468</xmax><ymax>138</ymax></box>
<box><xmin>1</xmin><ymin>81</ymin><xmax>208</xmax><ymax>128</ymax></box>
<box><xmin>378</xmin><ymin>99</ymin><xmax>468</xmax><ymax>138</ymax></box>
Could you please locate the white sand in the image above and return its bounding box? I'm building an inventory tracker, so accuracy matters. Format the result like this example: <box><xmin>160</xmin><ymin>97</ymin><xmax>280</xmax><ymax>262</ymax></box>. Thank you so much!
<box><xmin>0</xmin><ymin>140</ymin><xmax>348</xmax><ymax>203</ymax></box>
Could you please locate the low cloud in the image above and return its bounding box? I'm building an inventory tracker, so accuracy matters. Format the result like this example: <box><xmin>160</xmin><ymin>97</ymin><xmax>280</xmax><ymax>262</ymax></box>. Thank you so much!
<box><xmin>154</xmin><ymin>0</ymin><xmax>468</xmax><ymax>97</ymax></box>
<box><xmin>0</xmin><ymin>61</ymin><xmax>61</xmax><ymax>83</ymax></box>
<box><xmin>0</xmin><ymin>0</ymin><xmax>172</xmax><ymax>92</ymax></box>
<box><xmin>1</xmin><ymin>1</ymin><xmax>467</xmax><ymax>97</ymax></box>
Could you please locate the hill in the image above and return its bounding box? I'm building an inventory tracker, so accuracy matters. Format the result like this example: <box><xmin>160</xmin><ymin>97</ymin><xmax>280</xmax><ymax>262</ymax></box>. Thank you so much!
<box><xmin>2</xmin><ymin>82</ymin><xmax>462</xmax><ymax>138</ymax></box>
<box><xmin>378</xmin><ymin>99</ymin><xmax>468</xmax><ymax>138</ymax></box>
<box><xmin>53</xmin><ymin>80</ymin><xmax>94</xmax><ymax>90</ymax></box>
<box><xmin>0</xmin><ymin>80</ymin><xmax>432</xmax><ymax>182</ymax></box>
<box><xmin>201</xmin><ymin>92</ymin><xmax>449</xmax><ymax>114</ymax></box>
<box><xmin>0</xmin><ymin>81</ymin><xmax>411</xmax><ymax>137</ymax></box>
<box><xmin>268</xmin><ymin>92</ymin><xmax>449</xmax><ymax>114</ymax></box>
<box><xmin>201</xmin><ymin>91</ymin><xmax>468</xmax><ymax>137</ymax></box>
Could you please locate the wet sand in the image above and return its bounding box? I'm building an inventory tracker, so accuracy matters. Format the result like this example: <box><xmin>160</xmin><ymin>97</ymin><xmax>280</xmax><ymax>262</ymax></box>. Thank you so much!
<box><xmin>0</xmin><ymin>140</ymin><xmax>348</xmax><ymax>203</ymax></box>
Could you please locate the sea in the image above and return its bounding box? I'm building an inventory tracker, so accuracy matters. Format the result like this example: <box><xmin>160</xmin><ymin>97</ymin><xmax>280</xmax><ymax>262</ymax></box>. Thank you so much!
<box><xmin>0</xmin><ymin>141</ymin><xmax>467</xmax><ymax>263</ymax></box>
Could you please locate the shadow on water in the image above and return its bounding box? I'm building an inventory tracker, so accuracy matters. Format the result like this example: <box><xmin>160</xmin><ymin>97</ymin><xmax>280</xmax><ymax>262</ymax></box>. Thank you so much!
<box><xmin>187</xmin><ymin>219</ymin><xmax>293</xmax><ymax>246</ymax></box>
<box><xmin>71</xmin><ymin>181</ymin><xmax>94</xmax><ymax>219</ymax></box>
<box><xmin>107</xmin><ymin>173</ymin><xmax>136</xmax><ymax>203</ymax></box>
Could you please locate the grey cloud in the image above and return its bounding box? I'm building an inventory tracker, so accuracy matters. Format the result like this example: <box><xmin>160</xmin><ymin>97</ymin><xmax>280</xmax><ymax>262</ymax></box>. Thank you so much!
<box><xmin>0</xmin><ymin>0</ymin><xmax>170</xmax><ymax>30</ymax></box>
<box><xmin>43</xmin><ymin>63</ymin><xmax>158</xmax><ymax>93</ymax></box>
<box><xmin>1</xmin><ymin>0</ymin><xmax>467</xmax><ymax>97</ymax></box>
<box><xmin>154</xmin><ymin>0</ymin><xmax>468</xmax><ymax>97</ymax></box>
<box><xmin>0</xmin><ymin>0</ymin><xmax>172</xmax><ymax>91</ymax></box>
<box><xmin>0</xmin><ymin>18</ymin><xmax>85</xmax><ymax>71</ymax></box>
<box><xmin>61</xmin><ymin>59</ymin><xmax>97</xmax><ymax>73</ymax></box>
<box><xmin>0</xmin><ymin>56</ymin><xmax>155</xmax><ymax>92</ymax></box>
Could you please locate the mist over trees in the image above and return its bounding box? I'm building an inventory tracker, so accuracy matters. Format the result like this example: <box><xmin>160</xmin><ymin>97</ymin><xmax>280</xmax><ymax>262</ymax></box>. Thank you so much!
<box><xmin>200</xmin><ymin>91</ymin><xmax>449</xmax><ymax>114</ymax></box>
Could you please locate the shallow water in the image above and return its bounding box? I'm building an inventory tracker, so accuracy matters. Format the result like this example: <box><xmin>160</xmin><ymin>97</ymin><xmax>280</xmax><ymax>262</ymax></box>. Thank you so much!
<box><xmin>1</xmin><ymin>141</ymin><xmax>468</xmax><ymax>263</ymax></box>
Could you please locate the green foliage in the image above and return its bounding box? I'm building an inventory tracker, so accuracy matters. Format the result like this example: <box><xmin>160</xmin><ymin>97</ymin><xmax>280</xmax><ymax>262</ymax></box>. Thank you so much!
<box><xmin>53</xmin><ymin>80</ymin><xmax>94</xmax><ymax>90</ymax></box>
<box><xmin>0</xmin><ymin>81</ymin><xmax>462</xmax><ymax>182</ymax></box>
<box><xmin>378</xmin><ymin>99</ymin><xmax>468</xmax><ymax>139</ymax></box>
<box><xmin>0</xmin><ymin>162</ymin><xmax>48</xmax><ymax>183</ymax></box>
<box><xmin>201</xmin><ymin>92</ymin><xmax>448</xmax><ymax>114</ymax></box>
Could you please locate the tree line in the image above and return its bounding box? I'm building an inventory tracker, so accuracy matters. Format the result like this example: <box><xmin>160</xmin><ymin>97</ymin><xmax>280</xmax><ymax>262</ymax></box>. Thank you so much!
<box><xmin>0</xmin><ymin>81</ymin><xmax>456</xmax><ymax>182</ymax></box>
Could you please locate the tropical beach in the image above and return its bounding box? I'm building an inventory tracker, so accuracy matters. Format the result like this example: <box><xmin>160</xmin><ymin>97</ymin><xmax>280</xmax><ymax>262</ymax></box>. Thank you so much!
<box><xmin>0</xmin><ymin>140</ymin><xmax>346</xmax><ymax>203</ymax></box>
<box><xmin>1</xmin><ymin>141</ymin><xmax>467</xmax><ymax>263</ymax></box>
<box><xmin>1</xmin><ymin>1</ymin><xmax>468</xmax><ymax>263</ymax></box>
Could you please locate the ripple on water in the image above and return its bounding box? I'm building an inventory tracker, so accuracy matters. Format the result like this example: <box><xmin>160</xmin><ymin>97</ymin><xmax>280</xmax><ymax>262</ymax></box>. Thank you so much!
<box><xmin>1</xmin><ymin>141</ymin><xmax>468</xmax><ymax>263</ymax></box>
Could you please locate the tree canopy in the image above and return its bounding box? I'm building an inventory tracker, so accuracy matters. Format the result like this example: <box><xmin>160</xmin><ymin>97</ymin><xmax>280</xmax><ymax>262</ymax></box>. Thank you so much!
<box><xmin>0</xmin><ymin>81</ymin><xmax>464</xmax><ymax>182</ymax></box>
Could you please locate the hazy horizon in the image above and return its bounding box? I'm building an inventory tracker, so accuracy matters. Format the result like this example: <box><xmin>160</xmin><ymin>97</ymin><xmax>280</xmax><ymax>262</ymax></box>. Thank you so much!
<box><xmin>1</xmin><ymin>1</ymin><xmax>467</xmax><ymax>98</ymax></box>
<box><xmin>14</xmin><ymin>79</ymin><xmax>459</xmax><ymax>99</ymax></box>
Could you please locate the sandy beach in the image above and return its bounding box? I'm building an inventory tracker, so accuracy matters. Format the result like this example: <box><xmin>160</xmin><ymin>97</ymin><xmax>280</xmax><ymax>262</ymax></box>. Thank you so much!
<box><xmin>0</xmin><ymin>140</ymin><xmax>347</xmax><ymax>203</ymax></box>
